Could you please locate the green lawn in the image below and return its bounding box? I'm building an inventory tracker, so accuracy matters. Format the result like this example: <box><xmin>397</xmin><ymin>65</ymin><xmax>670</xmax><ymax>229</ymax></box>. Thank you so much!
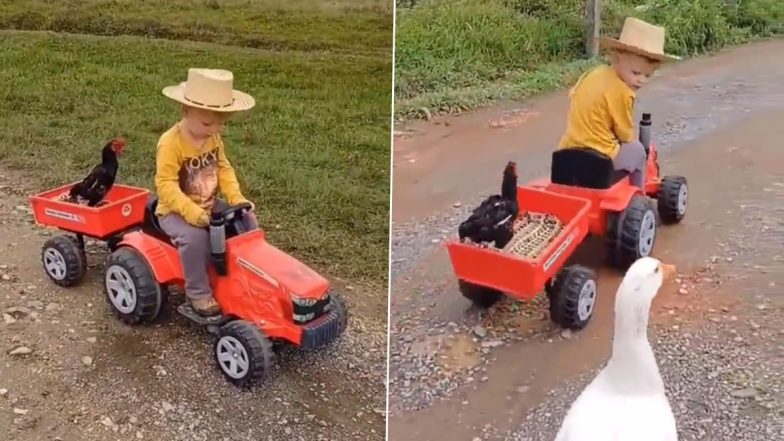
<box><xmin>0</xmin><ymin>0</ymin><xmax>393</xmax><ymax>54</ymax></box>
<box><xmin>0</xmin><ymin>1</ymin><xmax>393</xmax><ymax>287</ymax></box>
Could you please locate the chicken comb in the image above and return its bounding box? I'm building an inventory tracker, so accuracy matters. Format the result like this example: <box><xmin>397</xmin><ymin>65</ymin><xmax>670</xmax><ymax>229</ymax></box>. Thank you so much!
<box><xmin>111</xmin><ymin>137</ymin><xmax>126</xmax><ymax>150</ymax></box>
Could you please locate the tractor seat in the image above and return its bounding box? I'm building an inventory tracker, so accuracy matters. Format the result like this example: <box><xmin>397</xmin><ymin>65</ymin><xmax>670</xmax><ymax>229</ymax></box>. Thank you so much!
<box><xmin>550</xmin><ymin>147</ymin><xmax>628</xmax><ymax>189</ymax></box>
<box><xmin>144</xmin><ymin>196</ymin><xmax>172</xmax><ymax>242</ymax></box>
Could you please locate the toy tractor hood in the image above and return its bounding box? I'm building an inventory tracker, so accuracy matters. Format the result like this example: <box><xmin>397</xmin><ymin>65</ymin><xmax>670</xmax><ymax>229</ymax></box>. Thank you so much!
<box><xmin>231</xmin><ymin>238</ymin><xmax>330</xmax><ymax>299</ymax></box>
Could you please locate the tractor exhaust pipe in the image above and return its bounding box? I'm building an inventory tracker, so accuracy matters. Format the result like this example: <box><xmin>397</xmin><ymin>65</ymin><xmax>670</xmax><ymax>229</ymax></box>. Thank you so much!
<box><xmin>639</xmin><ymin>112</ymin><xmax>652</xmax><ymax>155</ymax></box>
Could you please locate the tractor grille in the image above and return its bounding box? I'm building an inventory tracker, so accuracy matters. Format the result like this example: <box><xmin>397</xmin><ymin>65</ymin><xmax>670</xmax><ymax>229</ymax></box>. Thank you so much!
<box><xmin>300</xmin><ymin>299</ymin><xmax>347</xmax><ymax>349</ymax></box>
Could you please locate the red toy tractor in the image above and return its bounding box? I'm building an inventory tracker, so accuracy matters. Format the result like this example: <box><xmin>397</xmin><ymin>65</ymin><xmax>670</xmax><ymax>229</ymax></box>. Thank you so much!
<box><xmin>30</xmin><ymin>187</ymin><xmax>348</xmax><ymax>387</ymax></box>
<box><xmin>446</xmin><ymin>113</ymin><xmax>687</xmax><ymax>330</ymax></box>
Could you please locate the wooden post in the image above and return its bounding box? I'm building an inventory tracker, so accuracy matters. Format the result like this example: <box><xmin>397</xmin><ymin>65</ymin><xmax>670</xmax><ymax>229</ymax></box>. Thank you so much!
<box><xmin>585</xmin><ymin>0</ymin><xmax>601</xmax><ymax>58</ymax></box>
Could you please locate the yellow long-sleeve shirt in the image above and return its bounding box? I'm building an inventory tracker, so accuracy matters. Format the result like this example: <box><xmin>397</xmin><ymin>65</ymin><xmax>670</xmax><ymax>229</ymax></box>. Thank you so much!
<box><xmin>558</xmin><ymin>64</ymin><xmax>636</xmax><ymax>158</ymax></box>
<box><xmin>154</xmin><ymin>123</ymin><xmax>249</xmax><ymax>226</ymax></box>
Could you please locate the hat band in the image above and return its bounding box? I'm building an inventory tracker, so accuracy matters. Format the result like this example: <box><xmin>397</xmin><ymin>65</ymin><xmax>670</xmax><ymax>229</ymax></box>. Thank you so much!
<box><xmin>183</xmin><ymin>93</ymin><xmax>236</xmax><ymax>109</ymax></box>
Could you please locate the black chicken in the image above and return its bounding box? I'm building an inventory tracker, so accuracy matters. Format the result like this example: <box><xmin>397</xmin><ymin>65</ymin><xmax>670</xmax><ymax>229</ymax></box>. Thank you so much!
<box><xmin>67</xmin><ymin>137</ymin><xmax>125</xmax><ymax>207</ymax></box>
<box><xmin>458</xmin><ymin>161</ymin><xmax>519</xmax><ymax>248</ymax></box>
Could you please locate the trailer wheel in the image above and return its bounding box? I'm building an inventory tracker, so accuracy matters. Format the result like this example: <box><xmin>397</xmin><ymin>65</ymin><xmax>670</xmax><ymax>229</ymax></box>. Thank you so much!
<box><xmin>657</xmin><ymin>176</ymin><xmax>688</xmax><ymax>224</ymax></box>
<box><xmin>41</xmin><ymin>235</ymin><xmax>87</xmax><ymax>287</ymax></box>
<box><xmin>458</xmin><ymin>280</ymin><xmax>502</xmax><ymax>308</ymax></box>
<box><xmin>605</xmin><ymin>195</ymin><xmax>657</xmax><ymax>269</ymax></box>
<box><xmin>548</xmin><ymin>265</ymin><xmax>597</xmax><ymax>330</ymax></box>
<box><xmin>103</xmin><ymin>247</ymin><xmax>164</xmax><ymax>325</ymax></box>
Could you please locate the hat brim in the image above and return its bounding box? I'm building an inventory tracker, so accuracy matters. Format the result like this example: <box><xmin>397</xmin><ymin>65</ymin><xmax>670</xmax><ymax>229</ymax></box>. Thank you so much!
<box><xmin>597</xmin><ymin>37</ymin><xmax>681</xmax><ymax>62</ymax></box>
<box><xmin>162</xmin><ymin>83</ymin><xmax>256</xmax><ymax>112</ymax></box>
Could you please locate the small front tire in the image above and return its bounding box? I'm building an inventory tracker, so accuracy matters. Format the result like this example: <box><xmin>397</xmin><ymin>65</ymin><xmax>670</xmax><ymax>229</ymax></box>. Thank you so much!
<box><xmin>657</xmin><ymin>176</ymin><xmax>688</xmax><ymax>224</ymax></box>
<box><xmin>459</xmin><ymin>280</ymin><xmax>503</xmax><ymax>308</ymax></box>
<box><xmin>103</xmin><ymin>247</ymin><xmax>163</xmax><ymax>325</ymax></box>
<box><xmin>41</xmin><ymin>235</ymin><xmax>87</xmax><ymax>287</ymax></box>
<box><xmin>548</xmin><ymin>265</ymin><xmax>598</xmax><ymax>330</ymax></box>
<box><xmin>214</xmin><ymin>320</ymin><xmax>274</xmax><ymax>387</ymax></box>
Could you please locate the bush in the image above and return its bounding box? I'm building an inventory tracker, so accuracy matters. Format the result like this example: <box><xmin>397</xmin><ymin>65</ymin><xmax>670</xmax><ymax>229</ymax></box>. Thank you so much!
<box><xmin>726</xmin><ymin>0</ymin><xmax>784</xmax><ymax>35</ymax></box>
<box><xmin>604</xmin><ymin>0</ymin><xmax>732</xmax><ymax>56</ymax></box>
<box><xmin>395</xmin><ymin>0</ymin><xmax>583</xmax><ymax>99</ymax></box>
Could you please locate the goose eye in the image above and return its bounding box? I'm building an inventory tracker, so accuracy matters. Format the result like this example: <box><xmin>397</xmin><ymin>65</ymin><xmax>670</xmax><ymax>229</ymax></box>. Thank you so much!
<box><xmin>654</xmin><ymin>266</ymin><xmax>660</xmax><ymax>273</ymax></box>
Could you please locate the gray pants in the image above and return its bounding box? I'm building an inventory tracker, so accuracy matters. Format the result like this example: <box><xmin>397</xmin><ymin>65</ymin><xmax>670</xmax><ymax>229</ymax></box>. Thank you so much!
<box><xmin>159</xmin><ymin>200</ymin><xmax>259</xmax><ymax>300</ymax></box>
<box><xmin>613</xmin><ymin>141</ymin><xmax>647</xmax><ymax>188</ymax></box>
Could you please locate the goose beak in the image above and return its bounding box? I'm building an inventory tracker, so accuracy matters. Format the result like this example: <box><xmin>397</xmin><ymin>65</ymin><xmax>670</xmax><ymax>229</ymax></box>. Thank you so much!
<box><xmin>659</xmin><ymin>263</ymin><xmax>677</xmax><ymax>280</ymax></box>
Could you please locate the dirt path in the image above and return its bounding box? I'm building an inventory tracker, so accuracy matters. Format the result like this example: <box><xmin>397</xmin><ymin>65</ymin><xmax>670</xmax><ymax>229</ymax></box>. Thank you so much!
<box><xmin>388</xmin><ymin>40</ymin><xmax>784</xmax><ymax>441</ymax></box>
<box><xmin>0</xmin><ymin>170</ymin><xmax>387</xmax><ymax>440</ymax></box>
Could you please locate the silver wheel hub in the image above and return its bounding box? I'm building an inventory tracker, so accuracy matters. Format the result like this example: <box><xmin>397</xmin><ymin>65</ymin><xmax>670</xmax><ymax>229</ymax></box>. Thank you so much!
<box><xmin>216</xmin><ymin>336</ymin><xmax>250</xmax><ymax>379</ymax></box>
<box><xmin>677</xmin><ymin>184</ymin><xmax>688</xmax><ymax>215</ymax></box>
<box><xmin>638</xmin><ymin>209</ymin><xmax>656</xmax><ymax>257</ymax></box>
<box><xmin>105</xmin><ymin>266</ymin><xmax>137</xmax><ymax>314</ymax></box>
<box><xmin>43</xmin><ymin>248</ymin><xmax>67</xmax><ymax>280</ymax></box>
<box><xmin>577</xmin><ymin>279</ymin><xmax>597</xmax><ymax>321</ymax></box>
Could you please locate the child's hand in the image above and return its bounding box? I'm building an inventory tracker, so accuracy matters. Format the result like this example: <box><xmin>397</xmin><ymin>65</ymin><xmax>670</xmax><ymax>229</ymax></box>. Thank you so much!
<box><xmin>232</xmin><ymin>197</ymin><xmax>255</xmax><ymax>212</ymax></box>
<box><xmin>195</xmin><ymin>210</ymin><xmax>210</xmax><ymax>228</ymax></box>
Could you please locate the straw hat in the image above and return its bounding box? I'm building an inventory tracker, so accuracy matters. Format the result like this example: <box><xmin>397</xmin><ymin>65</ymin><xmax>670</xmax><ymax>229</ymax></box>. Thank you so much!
<box><xmin>598</xmin><ymin>17</ymin><xmax>680</xmax><ymax>62</ymax></box>
<box><xmin>162</xmin><ymin>68</ymin><xmax>255</xmax><ymax>112</ymax></box>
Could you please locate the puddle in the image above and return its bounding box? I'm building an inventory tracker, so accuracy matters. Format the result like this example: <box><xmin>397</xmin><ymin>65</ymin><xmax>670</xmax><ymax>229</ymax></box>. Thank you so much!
<box><xmin>438</xmin><ymin>333</ymin><xmax>481</xmax><ymax>373</ymax></box>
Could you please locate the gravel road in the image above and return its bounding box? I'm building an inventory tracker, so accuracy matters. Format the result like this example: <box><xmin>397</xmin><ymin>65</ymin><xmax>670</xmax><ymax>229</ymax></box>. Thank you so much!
<box><xmin>388</xmin><ymin>40</ymin><xmax>784</xmax><ymax>441</ymax></box>
<box><xmin>0</xmin><ymin>169</ymin><xmax>387</xmax><ymax>441</ymax></box>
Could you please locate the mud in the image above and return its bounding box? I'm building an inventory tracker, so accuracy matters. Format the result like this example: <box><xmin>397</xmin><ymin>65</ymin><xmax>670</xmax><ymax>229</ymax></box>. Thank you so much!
<box><xmin>0</xmin><ymin>170</ymin><xmax>387</xmax><ymax>441</ymax></box>
<box><xmin>388</xmin><ymin>40</ymin><xmax>784</xmax><ymax>440</ymax></box>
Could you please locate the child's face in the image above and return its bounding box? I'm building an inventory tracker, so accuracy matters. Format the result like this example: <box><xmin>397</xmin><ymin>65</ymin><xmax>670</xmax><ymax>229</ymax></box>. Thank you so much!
<box><xmin>181</xmin><ymin>106</ymin><xmax>231</xmax><ymax>138</ymax></box>
<box><xmin>613</xmin><ymin>51</ymin><xmax>660</xmax><ymax>91</ymax></box>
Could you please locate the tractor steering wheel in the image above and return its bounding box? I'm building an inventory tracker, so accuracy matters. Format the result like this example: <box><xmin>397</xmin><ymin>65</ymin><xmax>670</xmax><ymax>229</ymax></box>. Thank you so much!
<box><xmin>214</xmin><ymin>202</ymin><xmax>253</xmax><ymax>235</ymax></box>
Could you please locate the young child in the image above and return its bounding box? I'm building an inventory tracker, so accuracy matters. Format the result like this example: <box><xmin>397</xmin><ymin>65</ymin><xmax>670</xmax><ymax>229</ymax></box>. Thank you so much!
<box><xmin>154</xmin><ymin>68</ymin><xmax>258</xmax><ymax>316</ymax></box>
<box><xmin>557</xmin><ymin>17</ymin><xmax>679</xmax><ymax>188</ymax></box>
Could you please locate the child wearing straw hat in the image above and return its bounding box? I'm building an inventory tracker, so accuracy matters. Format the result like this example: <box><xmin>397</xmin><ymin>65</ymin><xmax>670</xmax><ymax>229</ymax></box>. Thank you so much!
<box><xmin>154</xmin><ymin>68</ymin><xmax>258</xmax><ymax>316</ymax></box>
<box><xmin>557</xmin><ymin>17</ymin><xmax>679</xmax><ymax>189</ymax></box>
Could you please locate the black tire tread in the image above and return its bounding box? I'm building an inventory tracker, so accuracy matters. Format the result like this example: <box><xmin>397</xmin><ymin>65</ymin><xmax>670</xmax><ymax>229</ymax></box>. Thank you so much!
<box><xmin>103</xmin><ymin>247</ymin><xmax>162</xmax><ymax>325</ymax></box>
<box><xmin>216</xmin><ymin>320</ymin><xmax>274</xmax><ymax>387</ymax></box>
<box><xmin>657</xmin><ymin>176</ymin><xmax>687</xmax><ymax>224</ymax></box>
<box><xmin>548</xmin><ymin>265</ymin><xmax>596</xmax><ymax>330</ymax></box>
<box><xmin>605</xmin><ymin>195</ymin><xmax>656</xmax><ymax>269</ymax></box>
<box><xmin>458</xmin><ymin>280</ymin><xmax>503</xmax><ymax>308</ymax></box>
<box><xmin>329</xmin><ymin>292</ymin><xmax>349</xmax><ymax>337</ymax></box>
<box><xmin>41</xmin><ymin>235</ymin><xmax>87</xmax><ymax>287</ymax></box>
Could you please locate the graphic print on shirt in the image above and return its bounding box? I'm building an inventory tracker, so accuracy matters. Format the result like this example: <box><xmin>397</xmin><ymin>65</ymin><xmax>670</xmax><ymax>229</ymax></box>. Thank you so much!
<box><xmin>178</xmin><ymin>149</ymin><xmax>219</xmax><ymax>209</ymax></box>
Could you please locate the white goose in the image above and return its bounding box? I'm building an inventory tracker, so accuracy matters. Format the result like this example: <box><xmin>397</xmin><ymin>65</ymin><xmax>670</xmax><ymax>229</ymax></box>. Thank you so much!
<box><xmin>553</xmin><ymin>257</ymin><xmax>678</xmax><ymax>441</ymax></box>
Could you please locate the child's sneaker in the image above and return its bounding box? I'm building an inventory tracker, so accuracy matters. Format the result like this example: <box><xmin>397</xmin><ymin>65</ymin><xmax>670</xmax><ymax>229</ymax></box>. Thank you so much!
<box><xmin>191</xmin><ymin>296</ymin><xmax>221</xmax><ymax>316</ymax></box>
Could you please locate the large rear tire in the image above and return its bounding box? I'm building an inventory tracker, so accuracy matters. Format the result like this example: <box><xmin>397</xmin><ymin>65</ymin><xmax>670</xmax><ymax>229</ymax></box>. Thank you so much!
<box><xmin>103</xmin><ymin>247</ymin><xmax>164</xmax><ymax>325</ymax></box>
<box><xmin>605</xmin><ymin>195</ymin><xmax>657</xmax><ymax>269</ymax></box>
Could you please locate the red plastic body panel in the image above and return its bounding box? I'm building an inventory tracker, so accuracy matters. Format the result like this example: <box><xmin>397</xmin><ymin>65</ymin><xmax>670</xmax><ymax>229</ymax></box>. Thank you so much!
<box><xmin>29</xmin><ymin>183</ymin><xmax>149</xmax><ymax>238</ymax></box>
<box><xmin>447</xmin><ymin>142</ymin><xmax>665</xmax><ymax>300</ymax></box>
<box><xmin>539</xmin><ymin>180</ymin><xmax>641</xmax><ymax>235</ymax></box>
<box><xmin>644</xmin><ymin>142</ymin><xmax>663</xmax><ymax>196</ymax></box>
<box><xmin>445</xmin><ymin>187</ymin><xmax>591</xmax><ymax>300</ymax></box>
<box><xmin>118</xmin><ymin>229</ymin><xmax>331</xmax><ymax>346</ymax></box>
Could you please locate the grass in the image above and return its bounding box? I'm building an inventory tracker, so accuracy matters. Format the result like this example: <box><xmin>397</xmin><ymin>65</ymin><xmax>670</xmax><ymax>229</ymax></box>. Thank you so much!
<box><xmin>0</xmin><ymin>0</ymin><xmax>393</xmax><ymax>55</ymax></box>
<box><xmin>395</xmin><ymin>0</ymin><xmax>784</xmax><ymax>121</ymax></box>
<box><xmin>0</xmin><ymin>2</ymin><xmax>393</xmax><ymax>288</ymax></box>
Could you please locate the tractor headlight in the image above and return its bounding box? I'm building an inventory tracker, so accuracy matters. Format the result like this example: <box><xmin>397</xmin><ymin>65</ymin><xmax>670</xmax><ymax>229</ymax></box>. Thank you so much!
<box><xmin>292</xmin><ymin>296</ymin><xmax>318</xmax><ymax>307</ymax></box>
<box><xmin>291</xmin><ymin>292</ymin><xmax>331</xmax><ymax>323</ymax></box>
